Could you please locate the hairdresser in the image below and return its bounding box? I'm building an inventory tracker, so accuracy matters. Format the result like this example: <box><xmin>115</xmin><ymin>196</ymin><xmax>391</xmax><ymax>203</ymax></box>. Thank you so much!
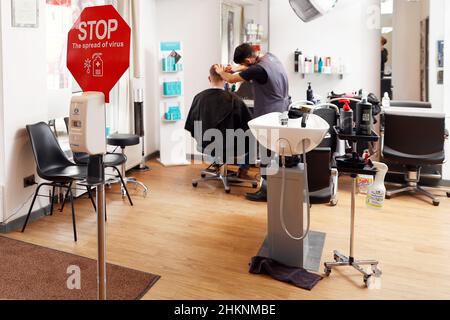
<box><xmin>215</xmin><ymin>43</ymin><xmax>292</xmax><ymax>202</ymax></box>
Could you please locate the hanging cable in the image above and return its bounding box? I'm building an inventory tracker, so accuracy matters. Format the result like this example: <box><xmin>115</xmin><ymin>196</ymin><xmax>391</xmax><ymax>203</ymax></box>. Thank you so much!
<box><xmin>278</xmin><ymin>138</ymin><xmax>311</xmax><ymax>241</ymax></box>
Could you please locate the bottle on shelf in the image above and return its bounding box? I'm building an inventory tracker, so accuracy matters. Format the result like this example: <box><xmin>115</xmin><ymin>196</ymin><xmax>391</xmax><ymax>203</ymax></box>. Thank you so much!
<box><xmin>382</xmin><ymin>92</ymin><xmax>390</xmax><ymax>109</ymax></box>
<box><xmin>307</xmin><ymin>82</ymin><xmax>314</xmax><ymax>102</ymax></box>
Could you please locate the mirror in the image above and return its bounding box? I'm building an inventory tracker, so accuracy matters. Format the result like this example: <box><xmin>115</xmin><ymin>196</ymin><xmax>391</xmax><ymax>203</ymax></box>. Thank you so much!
<box><xmin>220</xmin><ymin>0</ymin><xmax>270</xmax><ymax>66</ymax></box>
<box><xmin>380</xmin><ymin>0</ymin><xmax>445</xmax><ymax>105</ymax></box>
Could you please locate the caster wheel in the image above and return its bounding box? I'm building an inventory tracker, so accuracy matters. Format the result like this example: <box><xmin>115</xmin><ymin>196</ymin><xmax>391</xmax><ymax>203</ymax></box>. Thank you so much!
<box><xmin>225</xmin><ymin>189</ymin><xmax>231</xmax><ymax>194</ymax></box>
<box><xmin>324</xmin><ymin>267</ymin><xmax>332</xmax><ymax>277</ymax></box>
<box><xmin>201</xmin><ymin>173</ymin><xmax>206</xmax><ymax>178</ymax></box>
<box><xmin>433</xmin><ymin>200</ymin><xmax>440</xmax><ymax>207</ymax></box>
<box><xmin>252</xmin><ymin>183</ymin><xmax>258</xmax><ymax>189</ymax></box>
<box><xmin>192</xmin><ymin>182</ymin><xmax>198</xmax><ymax>188</ymax></box>
<box><xmin>386</xmin><ymin>194</ymin><xmax>392</xmax><ymax>200</ymax></box>
<box><xmin>364</xmin><ymin>275</ymin><xmax>371</xmax><ymax>287</ymax></box>
<box><xmin>333</xmin><ymin>254</ymin><xmax>340</xmax><ymax>262</ymax></box>
<box><xmin>446</xmin><ymin>192</ymin><xmax>450</xmax><ymax>198</ymax></box>
<box><xmin>330</xmin><ymin>199</ymin><xmax>338</xmax><ymax>207</ymax></box>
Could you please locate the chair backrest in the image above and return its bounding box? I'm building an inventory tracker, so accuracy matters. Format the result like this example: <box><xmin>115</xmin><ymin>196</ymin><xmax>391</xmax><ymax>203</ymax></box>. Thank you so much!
<box><xmin>26</xmin><ymin>122</ymin><xmax>73</xmax><ymax>176</ymax></box>
<box><xmin>313</xmin><ymin>108</ymin><xmax>338</xmax><ymax>152</ymax></box>
<box><xmin>383</xmin><ymin>111</ymin><xmax>445</xmax><ymax>156</ymax></box>
<box><xmin>389</xmin><ymin>100</ymin><xmax>432</xmax><ymax>109</ymax></box>
<box><xmin>306</xmin><ymin>148</ymin><xmax>331</xmax><ymax>192</ymax></box>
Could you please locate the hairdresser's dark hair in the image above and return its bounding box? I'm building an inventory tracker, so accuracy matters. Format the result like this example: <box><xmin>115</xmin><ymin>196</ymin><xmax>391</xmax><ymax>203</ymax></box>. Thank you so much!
<box><xmin>233</xmin><ymin>43</ymin><xmax>255</xmax><ymax>65</ymax></box>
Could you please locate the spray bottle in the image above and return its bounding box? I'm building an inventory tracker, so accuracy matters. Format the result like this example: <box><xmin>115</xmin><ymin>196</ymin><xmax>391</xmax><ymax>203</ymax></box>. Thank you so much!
<box><xmin>366</xmin><ymin>162</ymin><xmax>389</xmax><ymax>209</ymax></box>
<box><xmin>339</xmin><ymin>99</ymin><xmax>353</xmax><ymax>134</ymax></box>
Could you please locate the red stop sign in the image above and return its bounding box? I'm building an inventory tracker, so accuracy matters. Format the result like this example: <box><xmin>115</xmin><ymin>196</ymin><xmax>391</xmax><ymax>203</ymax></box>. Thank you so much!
<box><xmin>67</xmin><ymin>5</ymin><xmax>131</xmax><ymax>103</ymax></box>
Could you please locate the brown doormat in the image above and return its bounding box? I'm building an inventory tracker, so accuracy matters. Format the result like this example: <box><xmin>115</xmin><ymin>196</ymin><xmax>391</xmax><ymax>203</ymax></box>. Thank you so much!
<box><xmin>0</xmin><ymin>237</ymin><xmax>160</xmax><ymax>300</ymax></box>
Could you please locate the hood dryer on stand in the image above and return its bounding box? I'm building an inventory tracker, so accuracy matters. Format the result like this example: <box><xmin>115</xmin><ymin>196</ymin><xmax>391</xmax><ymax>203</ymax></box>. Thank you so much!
<box><xmin>249</xmin><ymin>110</ymin><xmax>329</xmax><ymax>269</ymax></box>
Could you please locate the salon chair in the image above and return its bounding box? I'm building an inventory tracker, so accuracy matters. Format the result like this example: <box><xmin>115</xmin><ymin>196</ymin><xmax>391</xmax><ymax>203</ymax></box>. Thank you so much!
<box><xmin>306</xmin><ymin>148</ymin><xmax>338</xmax><ymax>206</ymax></box>
<box><xmin>107</xmin><ymin>134</ymin><xmax>149</xmax><ymax>197</ymax></box>
<box><xmin>313</xmin><ymin>103</ymin><xmax>340</xmax><ymax>154</ymax></box>
<box><xmin>22</xmin><ymin>122</ymin><xmax>96</xmax><ymax>242</ymax></box>
<box><xmin>382</xmin><ymin>110</ymin><xmax>450</xmax><ymax>206</ymax></box>
<box><xmin>192</xmin><ymin>148</ymin><xmax>259</xmax><ymax>194</ymax></box>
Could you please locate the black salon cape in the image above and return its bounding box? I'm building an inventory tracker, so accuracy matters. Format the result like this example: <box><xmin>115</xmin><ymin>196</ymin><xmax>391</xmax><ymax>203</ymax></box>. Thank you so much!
<box><xmin>185</xmin><ymin>89</ymin><xmax>253</xmax><ymax>157</ymax></box>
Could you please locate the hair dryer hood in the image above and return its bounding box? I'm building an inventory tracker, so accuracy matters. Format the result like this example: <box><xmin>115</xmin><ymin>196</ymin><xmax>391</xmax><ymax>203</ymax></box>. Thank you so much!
<box><xmin>289</xmin><ymin>0</ymin><xmax>338</xmax><ymax>22</ymax></box>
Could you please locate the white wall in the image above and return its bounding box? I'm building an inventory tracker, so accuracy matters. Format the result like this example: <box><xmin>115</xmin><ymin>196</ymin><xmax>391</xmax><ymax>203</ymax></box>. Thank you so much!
<box><xmin>154</xmin><ymin>0</ymin><xmax>221</xmax><ymax>156</ymax></box>
<box><xmin>0</xmin><ymin>0</ymin><xmax>4</xmax><ymax>222</ymax></box>
<box><xmin>0</xmin><ymin>0</ymin><xmax>48</xmax><ymax>223</ymax></box>
<box><xmin>391</xmin><ymin>0</ymin><xmax>422</xmax><ymax>101</ymax></box>
<box><xmin>428</xmin><ymin>0</ymin><xmax>445</xmax><ymax>111</ymax></box>
<box><xmin>155</xmin><ymin>0</ymin><xmax>221</xmax><ymax>116</ymax></box>
<box><xmin>443</xmin><ymin>2</ymin><xmax>450</xmax><ymax>180</ymax></box>
<box><xmin>269</xmin><ymin>0</ymin><xmax>380</xmax><ymax>103</ymax></box>
<box><xmin>141</xmin><ymin>0</ymin><xmax>159</xmax><ymax>155</ymax></box>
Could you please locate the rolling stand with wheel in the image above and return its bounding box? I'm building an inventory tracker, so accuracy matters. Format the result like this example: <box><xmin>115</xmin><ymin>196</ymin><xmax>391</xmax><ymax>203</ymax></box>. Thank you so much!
<box><xmin>324</xmin><ymin>127</ymin><xmax>382</xmax><ymax>288</ymax></box>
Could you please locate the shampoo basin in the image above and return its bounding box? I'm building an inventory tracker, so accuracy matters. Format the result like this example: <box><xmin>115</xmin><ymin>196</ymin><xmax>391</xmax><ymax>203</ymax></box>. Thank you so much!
<box><xmin>248</xmin><ymin>112</ymin><xmax>330</xmax><ymax>156</ymax></box>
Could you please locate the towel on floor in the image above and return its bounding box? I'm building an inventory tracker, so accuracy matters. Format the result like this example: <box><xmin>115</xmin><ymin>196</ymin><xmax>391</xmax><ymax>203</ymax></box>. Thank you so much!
<box><xmin>249</xmin><ymin>256</ymin><xmax>322</xmax><ymax>291</ymax></box>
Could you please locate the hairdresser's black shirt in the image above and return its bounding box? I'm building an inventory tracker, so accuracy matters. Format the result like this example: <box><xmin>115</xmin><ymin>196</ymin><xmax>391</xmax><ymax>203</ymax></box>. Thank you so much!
<box><xmin>240</xmin><ymin>65</ymin><xmax>269</xmax><ymax>85</ymax></box>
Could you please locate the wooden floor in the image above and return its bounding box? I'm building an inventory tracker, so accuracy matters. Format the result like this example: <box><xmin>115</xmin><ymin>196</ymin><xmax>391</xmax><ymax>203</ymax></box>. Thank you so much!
<box><xmin>6</xmin><ymin>160</ymin><xmax>450</xmax><ymax>300</ymax></box>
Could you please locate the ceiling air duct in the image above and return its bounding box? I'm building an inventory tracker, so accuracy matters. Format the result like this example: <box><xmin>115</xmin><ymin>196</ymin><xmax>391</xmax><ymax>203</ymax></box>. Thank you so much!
<box><xmin>289</xmin><ymin>0</ymin><xmax>338</xmax><ymax>22</ymax></box>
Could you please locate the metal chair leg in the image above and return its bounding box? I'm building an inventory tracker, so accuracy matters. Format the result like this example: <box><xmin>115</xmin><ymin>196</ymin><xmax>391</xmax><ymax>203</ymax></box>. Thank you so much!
<box><xmin>114</xmin><ymin>167</ymin><xmax>133</xmax><ymax>206</ymax></box>
<box><xmin>22</xmin><ymin>184</ymin><xmax>45</xmax><ymax>233</ymax></box>
<box><xmin>68</xmin><ymin>187</ymin><xmax>78</xmax><ymax>242</ymax></box>
<box><xmin>50</xmin><ymin>186</ymin><xmax>56</xmax><ymax>216</ymax></box>
<box><xmin>386</xmin><ymin>186</ymin><xmax>413</xmax><ymax>198</ymax></box>
<box><xmin>60</xmin><ymin>182</ymin><xmax>73</xmax><ymax>212</ymax></box>
<box><xmin>86</xmin><ymin>186</ymin><xmax>97</xmax><ymax>211</ymax></box>
<box><xmin>417</xmin><ymin>186</ymin><xmax>440</xmax><ymax>206</ymax></box>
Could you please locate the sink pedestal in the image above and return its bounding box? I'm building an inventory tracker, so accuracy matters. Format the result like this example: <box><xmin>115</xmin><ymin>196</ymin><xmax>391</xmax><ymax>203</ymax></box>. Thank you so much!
<box><xmin>257</xmin><ymin>163</ymin><xmax>325</xmax><ymax>270</ymax></box>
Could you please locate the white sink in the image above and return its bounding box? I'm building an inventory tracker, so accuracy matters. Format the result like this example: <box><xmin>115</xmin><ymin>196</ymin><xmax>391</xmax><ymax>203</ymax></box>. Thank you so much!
<box><xmin>248</xmin><ymin>112</ymin><xmax>330</xmax><ymax>156</ymax></box>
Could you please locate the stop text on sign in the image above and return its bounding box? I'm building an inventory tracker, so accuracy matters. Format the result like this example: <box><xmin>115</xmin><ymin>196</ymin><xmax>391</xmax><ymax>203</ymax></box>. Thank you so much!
<box><xmin>67</xmin><ymin>5</ymin><xmax>131</xmax><ymax>103</ymax></box>
<box><xmin>78</xmin><ymin>19</ymin><xmax>118</xmax><ymax>41</ymax></box>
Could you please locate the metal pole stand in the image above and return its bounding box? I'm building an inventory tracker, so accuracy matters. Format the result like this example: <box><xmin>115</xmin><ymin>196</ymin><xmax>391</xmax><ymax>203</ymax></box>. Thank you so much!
<box><xmin>133</xmin><ymin>136</ymin><xmax>151</xmax><ymax>172</ymax></box>
<box><xmin>324</xmin><ymin>140</ymin><xmax>382</xmax><ymax>288</ymax></box>
<box><xmin>132</xmin><ymin>89</ymin><xmax>151</xmax><ymax>172</ymax></box>
<box><xmin>81</xmin><ymin>155</ymin><xmax>107</xmax><ymax>300</ymax></box>
<box><xmin>324</xmin><ymin>176</ymin><xmax>382</xmax><ymax>287</ymax></box>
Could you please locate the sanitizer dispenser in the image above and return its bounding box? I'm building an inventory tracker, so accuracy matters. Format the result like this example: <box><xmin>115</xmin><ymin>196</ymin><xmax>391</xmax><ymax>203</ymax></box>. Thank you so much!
<box><xmin>69</xmin><ymin>92</ymin><xmax>107</xmax><ymax>156</ymax></box>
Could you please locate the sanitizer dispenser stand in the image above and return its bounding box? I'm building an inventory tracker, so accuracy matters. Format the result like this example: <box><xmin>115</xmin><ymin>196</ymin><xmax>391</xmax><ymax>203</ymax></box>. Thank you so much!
<box><xmin>69</xmin><ymin>92</ymin><xmax>108</xmax><ymax>300</ymax></box>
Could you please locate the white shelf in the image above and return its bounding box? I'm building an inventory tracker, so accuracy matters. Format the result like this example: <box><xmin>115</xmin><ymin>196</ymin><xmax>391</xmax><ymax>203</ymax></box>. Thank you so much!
<box><xmin>300</xmin><ymin>72</ymin><xmax>345</xmax><ymax>79</ymax></box>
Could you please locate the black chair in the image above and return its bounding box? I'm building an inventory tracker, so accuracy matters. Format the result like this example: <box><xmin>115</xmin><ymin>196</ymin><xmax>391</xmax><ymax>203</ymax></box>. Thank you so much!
<box><xmin>107</xmin><ymin>134</ymin><xmax>149</xmax><ymax>197</ymax></box>
<box><xmin>22</xmin><ymin>122</ymin><xmax>96</xmax><ymax>241</ymax></box>
<box><xmin>313</xmin><ymin>103</ymin><xmax>340</xmax><ymax>154</ymax></box>
<box><xmin>192</xmin><ymin>154</ymin><xmax>258</xmax><ymax>194</ymax></box>
<box><xmin>383</xmin><ymin>110</ymin><xmax>450</xmax><ymax>206</ymax></box>
<box><xmin>306</xmin><ymin>148</ymin><xmax>338</xmax><ymax>206</ymax></box>
<box><xmin>64</xmin><ymin>117</ymin><xmax>134</xmax><ymax>206</ymax></box>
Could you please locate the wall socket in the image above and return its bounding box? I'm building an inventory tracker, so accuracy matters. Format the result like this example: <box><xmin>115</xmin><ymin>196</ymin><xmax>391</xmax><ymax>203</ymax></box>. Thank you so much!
<box><xmin>23</xmin><ymin>175</ymin><xmax>36</xmax><ymax>188</ymax></box>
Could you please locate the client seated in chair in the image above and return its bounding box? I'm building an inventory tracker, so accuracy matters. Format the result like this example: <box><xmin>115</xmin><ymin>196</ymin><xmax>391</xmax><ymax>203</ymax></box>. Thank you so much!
<box><xmin>185</xmin><ymin>65</ymin><xmax>258</xmax><ymax>193</ymax></box>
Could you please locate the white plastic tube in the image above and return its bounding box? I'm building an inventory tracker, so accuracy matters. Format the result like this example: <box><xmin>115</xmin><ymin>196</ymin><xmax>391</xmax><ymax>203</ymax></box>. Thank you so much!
<box><xmin>279</xmin><ymin>139</ymin><xmax>311</xmax><ymax>241</ymax></box>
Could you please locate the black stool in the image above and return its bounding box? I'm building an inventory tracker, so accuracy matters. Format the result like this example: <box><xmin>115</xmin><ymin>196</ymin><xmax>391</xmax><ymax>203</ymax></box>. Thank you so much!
<box><xmin>73</xmin><ymin>153</ymin><xmax>134</xmax><ymax>206</ymax></box>
<box><xmin>107</xmin><ymin>134</ymin><xmax>149</xmax><ymax>197</ymax></box>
